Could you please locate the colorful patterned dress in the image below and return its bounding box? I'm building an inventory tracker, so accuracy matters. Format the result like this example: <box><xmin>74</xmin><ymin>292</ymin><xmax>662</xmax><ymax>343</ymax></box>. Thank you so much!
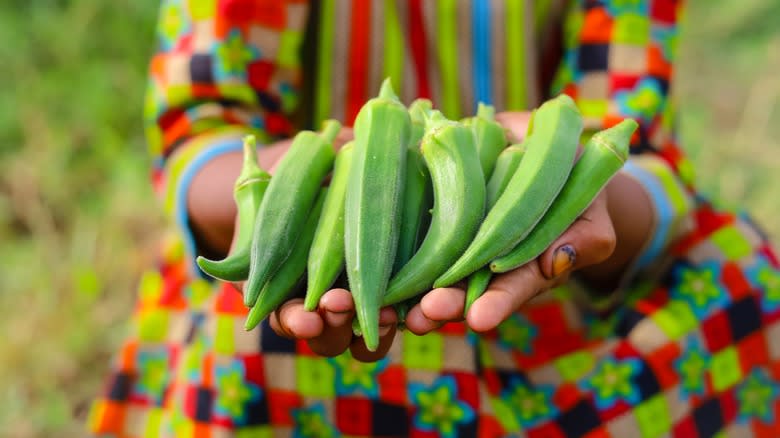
<box><xmin>89</xmin><ymin>1</ymin><xmax>780</xmax><ymax>437</ymax></box>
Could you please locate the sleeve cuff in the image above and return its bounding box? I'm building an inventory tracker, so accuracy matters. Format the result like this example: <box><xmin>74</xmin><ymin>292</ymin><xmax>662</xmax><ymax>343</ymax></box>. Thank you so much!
<box><xmin>162</xmin><ymin>127</ymin><xmax>255</xmax><ymax>276</ymax></box>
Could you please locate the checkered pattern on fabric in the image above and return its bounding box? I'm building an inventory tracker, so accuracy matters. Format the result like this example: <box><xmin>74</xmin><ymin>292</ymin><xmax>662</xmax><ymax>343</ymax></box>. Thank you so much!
<box><xmin>89</xmin><ymin>1</ymin><xmax>780</xmax><ymax>437</ymax></box>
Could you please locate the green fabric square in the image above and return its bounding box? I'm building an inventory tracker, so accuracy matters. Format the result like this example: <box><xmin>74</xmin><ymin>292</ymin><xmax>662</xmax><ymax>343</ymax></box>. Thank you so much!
<box><xmin>218</xmin><ymin>83</ymin><xmax>257</xmax><ymax>103</ymax></box>
<box><xmin>635</xmin><ymin>394</ymin><xmax>671</xmax><ymax>438</ymax></box>
<box><xmin>296</xmin><ymin>356</ymin><xmax>335</xmax><ymax>397</ymax></box>
<box><xmin>577</xmin><ymin>99</ymin><xmax>608</xmax><ymax>118</ymax></box>
<box><xmin>711</xmin><ymin>347</ymin><xmax>743</xmax><ymax>391</ymax></box>
<box><xmin>555</xmin><ymin>351</ymin><xmax>596</xmax><ymax>382</ymax></box>
<box><xmin>137</xmin><ymin>309</ymin><xmax>169</xmax><ymax>342</ymax></box>
<box><xmin>166</xmin><ymin>85</ymin><xmax>192</xmax><ymax>104</ymax></box>
<box><xmin>236</xmin><ymin>426</ymin><xmax>273</xmax><ymax>437</ymax></box>
<box><xmin>650</xmin><ymin>300</ymin><xmax>697</xmax><ymax>340</ymax></box>
<box><xmin>710</xmin><ymin>226</ymin><xmax>752</xmax><ymax>261</ymax></box>
<box><xmin>490</xmin><ymin>397</ymin><xmax>521</xmax><ymax>433</ymax></box>
<box><xmin>190</xmin><ymin>0</ymin><xmax>215</xmax><ymax>20</ymax></box>
<box><xmin>278</xmin><ymin>30</ymin><xmax>302</xmax><ymax>68</ymax></box>
<box><xmin>613</xmin><ymin>14</ymin><xmax>650</xmax><ymax>45</ymax></box>
<box><xmin>143</xmin><ymin>408</ymin><xmax>163</xmax><ymax>438</ymax></box>
<box><xmin>403</xmin><ymin>331</ymin><xmax>443</xmax><ymax>370</ymax></box>
<box><xmin>215</xmin><ymin>315</ymin><xmax>235</xmax><ymax>355</ymax></box>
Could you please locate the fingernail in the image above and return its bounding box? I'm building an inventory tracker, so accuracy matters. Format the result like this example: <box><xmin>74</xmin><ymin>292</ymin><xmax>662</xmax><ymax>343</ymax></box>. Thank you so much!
<box><xmin>379</xmin><ymin>324</ymin><xmax>393</xmax><ymax>337</ymax></box>
<box><xmin>551</xmin><ymin>244</ymin><xmax>576</xmax><ymax>277</ymax></box>
<box><xmin>325</xmin><ymin>311</ymin><xmax>351</xmax><ymax>327</ymax></box>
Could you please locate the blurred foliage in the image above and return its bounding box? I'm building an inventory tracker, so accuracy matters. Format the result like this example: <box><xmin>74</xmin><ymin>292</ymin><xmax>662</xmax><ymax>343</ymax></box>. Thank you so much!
<box><xmin>0</xmin><ymin>0</ymin><xmax>778</xmax><ymax>436</ymax></box>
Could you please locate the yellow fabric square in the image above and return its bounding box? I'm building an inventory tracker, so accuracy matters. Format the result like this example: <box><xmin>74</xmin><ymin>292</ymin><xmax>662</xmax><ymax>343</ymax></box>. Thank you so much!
<box><xmin>711</xmin><ymin>347</ymin><xmax>743</xmax><ymax>392</ymax></box>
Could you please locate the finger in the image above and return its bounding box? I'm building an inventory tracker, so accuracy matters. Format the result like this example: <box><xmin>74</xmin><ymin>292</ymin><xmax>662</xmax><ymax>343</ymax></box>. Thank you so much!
<box><xmin>350</xmin><ymin>307</ymin><xmax>398</xmax><ymax>363</ymax></box>
<box><xmin>538</xmin><ymin>192</ymin><xmax>616</xmax><ymax>280</ymax></box>
<box><xmin>466</xmin><ymin>262</ymin><xmax>553</xmax><ymax>333</ymax></box>
<box><xmin>307</xmin><ymin>289</ymin><xmax>355</xmax><ymax>357</ymax></box>
<box><xmin>269</xmin><ymin>299</ymin><xmax>324</xmax><ymax>340</ymax></box>
<box><xmin>420</xmin><ymin>287</ymin><xmax>466</xmax><ymax>322</ymax></box>
<box><xmin>494</xmin><ymin>111</ymin><xmax>533</xmax><ymax>143</ymax></box>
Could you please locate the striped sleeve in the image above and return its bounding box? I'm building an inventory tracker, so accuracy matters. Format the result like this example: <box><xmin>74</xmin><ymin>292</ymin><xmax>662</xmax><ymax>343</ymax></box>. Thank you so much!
<box><xmin>551</xmin><ymin>0</ymin><xmax>696</xmax><ymax>278</ymax></box>
<box><xmin>144</xmin><ymin>0</ymin><xmax>310</xmax><ymax>260</ymax></box>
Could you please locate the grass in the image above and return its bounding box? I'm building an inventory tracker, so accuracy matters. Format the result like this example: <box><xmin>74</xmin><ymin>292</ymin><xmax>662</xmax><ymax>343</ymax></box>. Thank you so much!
<box><xmin>0</xmin><ymin>1</ymin><xmax>778</xmax><ymax>436</ymax></box>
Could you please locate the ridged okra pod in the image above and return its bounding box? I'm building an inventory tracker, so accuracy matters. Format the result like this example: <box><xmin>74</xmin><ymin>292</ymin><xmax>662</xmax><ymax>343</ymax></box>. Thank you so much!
<box><xmin>244</xmin><ymin>120</ymin><xmax>341</xmax><ymax>307</ymax></box>
<box><xmin>383</xmin><ymin>110</ymin><xmax>485</xmax><ymax>305</ymax></box>
<box><xmin>244</xmin><ymin>189</ymin><xmax>328</xmax><ymax>330</ymax></box>
<box><xmin>344</xmin><ymin>79</ymin><xmax>411</xmax><ymax>351</ymax></box>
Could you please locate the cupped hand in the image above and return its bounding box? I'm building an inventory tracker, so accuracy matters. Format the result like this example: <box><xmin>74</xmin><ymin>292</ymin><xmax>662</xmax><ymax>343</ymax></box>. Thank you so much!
<box><xmin>405</xmin><ymin>188</ymin><xmax>616</xmax><ymax>334</ymax></box>
<box><xmin>404</xmin><ymin>110</ymin><xmax>617</xmax><ymax>334</ymax></box>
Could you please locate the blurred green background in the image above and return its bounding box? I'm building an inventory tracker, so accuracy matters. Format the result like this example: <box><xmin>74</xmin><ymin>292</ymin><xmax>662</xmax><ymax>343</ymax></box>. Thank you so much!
<box><xmin>0</xmin><ymin>1</ymin><xmax>778</xmax><ymax>436</ymax></box>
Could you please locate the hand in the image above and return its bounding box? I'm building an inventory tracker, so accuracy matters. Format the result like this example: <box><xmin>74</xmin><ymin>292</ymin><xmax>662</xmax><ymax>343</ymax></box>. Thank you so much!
<box><xmin>268</xmin><ymin>290</ymin><xmax>399</xmax><ymax>362</ymax></box>
<box><xmin>403</xmin><ymin>110</ymin><xmax>618</xmax><ymax>334</ymax></box>
<box><xmin>246</xmin><ymin>127</ymin><xmax>399</xmax><ymax>361</ymax></box>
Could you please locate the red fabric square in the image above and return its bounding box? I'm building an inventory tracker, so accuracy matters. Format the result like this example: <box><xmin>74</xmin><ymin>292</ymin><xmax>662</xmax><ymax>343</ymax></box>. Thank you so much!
<box><xmin>552</xmin><ymin>384</ymin><xmax>583</xmax><ymax>411</ymax></box>
<box><xmin>336</xmin><ymin>397</ymin><xmax>373</xmax><ymax>436</ymax></box>
<box><xmin>527</xmin><ymin>422</ymin><xmax>566</xmax><ymax>438</ymax></box>
<box><xmin>452</xmin><ymin>372</ymin><xmax>480</xmax><ymax>411</ymax></box>
<box><xmin>264</xmin><ymin>112</ymin><xmax>293</xmax><ymax>136</ymax></box>
<box><xmin>701</xmin><ymin>312</ymin><xmax>733</xmax><ymax>353</ymax></box>
<box><xmin>722</xmin><ymin>262</ymin><xmax>751</xmax><ymax>300</ymax></box>
<box><xmin>527</xmin><ymin>304</ymin><xmax>568</xmax><ymax>337</ymax></box>
<box><xmin>580</xmin><ymin>8</ymin><xmax>613</xmax><ymax>44</ymax></box>
<box><xmin>612</xmin><ymin>341</ymin><xmax>639</xmax><ymax>361</ymax></box>
<box><xmin>242</xmin><ymin>354</ymin><xmax>265</xmax><ymax>386</ymax></box>
<box><xmin>672</xmin><ymin>416</ymin><xmax>698</xmax><ymax>438</ymax></box>
<box><xmin>648</xmin><ymin>45</ymin><xmax>672</xmax><ymax>78</ymax></box>
<box><xmin>252</xmin><ymin>0</ymin><xmax>286</xmax><ymax>29</ymax></box>
<box><xmin>267</xmin><ymin>390</ymin><xmax>302</xmax><ymax>425</ymax></box>
<box><xmin>215</xmin><ymin>283</ymin><xmax>247</xmax><ymax>314</ymax></box>
<box><xmin>248</xmin><ymin>60</ymin><xmax>275</xmax><ymax>90</ymax></box>
<box><xmin>482</xmin><ymin>369</ymin><xmax>503</xmax><ymax>396</ymax></box>
<box><xmin>610</xmin><ymin>74</ymin><xmax>641</xmax><ymax>93</ymax></box>
<box><xmin>719</xmin><ymin>389</ymin><xmax>739</xmax><ymax>424</ymax></box>
<box><xmin>378</xmin><ymin>365</ymin><xmax>407</xmax><ymax>405</ymax></box>
<box><xmin>754</xmin><ymin>408</ymin><xmax>780</xmax><ymax>438</ymax></box>
<box><xmin>650</xmin><ymin>0</ymin><xmax>678</xmax><ymax>24</ymax></box>
<box><xmin>646</xmin><ymin>342</ymin><xmax>682</xmax><ymax>388</ymax></box>
<box><xmin>737</xmin><ymin>332</ymin><xmax>770</xmax><ymax>373</ymax></box>
<box><xmin>478</xmin><ymin>415</ymin><xmax>505</xmax><ymax>438</ymax></box>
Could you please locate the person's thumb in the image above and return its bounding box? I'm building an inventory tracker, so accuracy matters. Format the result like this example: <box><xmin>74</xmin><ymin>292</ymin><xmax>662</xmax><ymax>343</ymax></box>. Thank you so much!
<box><xmin>538</xmin><ymin>193</ymin><xmax>616</xmax><ymax>280</ymax></box>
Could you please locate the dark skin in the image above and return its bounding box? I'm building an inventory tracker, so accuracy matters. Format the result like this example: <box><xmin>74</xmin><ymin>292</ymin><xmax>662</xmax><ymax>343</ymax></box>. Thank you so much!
<box><xmin>188</xmin><ymin>112</ymin><xmax>653</xmax><ymax>361</ymax></box>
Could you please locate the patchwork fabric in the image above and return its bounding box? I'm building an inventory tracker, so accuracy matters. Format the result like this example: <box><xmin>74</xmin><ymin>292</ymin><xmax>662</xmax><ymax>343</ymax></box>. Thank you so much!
<box><xmin>90</xmin><ymin>1</ymin><xmax>780</xmax><ymax>437</ymax></box>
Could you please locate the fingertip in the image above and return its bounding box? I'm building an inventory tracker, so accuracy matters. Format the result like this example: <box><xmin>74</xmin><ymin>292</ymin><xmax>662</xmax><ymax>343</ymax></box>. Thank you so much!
<box><xmin>465</xmin><ymin>292</ymin><xmax>508</xmax><ymax>333</ymax></box>
<box><xmin>285</xmin><ymin>307</ymin><xmax>324</xmax><ymax>340</ymax></box>
<box><xmin>319</xmin><ymin>288</ymin><xmax>354</xmax><ymax>313</ymax></box>
<box><xmin>420</xmin><ymin>288</ymin><xmax>465</xmax><ymax>321</ymax></box>
<box><xmin>404</xmin><ymin>305</ymin><xmax>440</xmax><ymax>336</ymax></box>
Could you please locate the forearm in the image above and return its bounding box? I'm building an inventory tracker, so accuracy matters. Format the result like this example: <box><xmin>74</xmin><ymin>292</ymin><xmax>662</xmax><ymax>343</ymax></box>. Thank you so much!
<box><xmin>187</xmin><ymin>139</ymin><xmax>293</xmax><ymax>259</ymax></box>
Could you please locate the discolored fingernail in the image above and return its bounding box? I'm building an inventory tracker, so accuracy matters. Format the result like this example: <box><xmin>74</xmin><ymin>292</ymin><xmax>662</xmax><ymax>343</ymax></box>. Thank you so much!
<box><xmin>325</xmin><ymin>310</ymin><xmax>351</xmax><ymax>327</ymax></box>
<box><xmin>379</xmin><ymin>324</ymin><xmax>393</xmax><ymax>337</ymax></box>
<box><xmin>551</xmin><ymin>244</ymin><xmax>576</xmax><ymax>277</ymax></box>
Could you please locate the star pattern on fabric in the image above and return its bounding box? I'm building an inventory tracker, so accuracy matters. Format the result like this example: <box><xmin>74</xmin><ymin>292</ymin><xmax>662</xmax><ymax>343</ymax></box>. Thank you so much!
<box><xmin>606</xmin><ymin>0</ymin><xmax>649</xmax><ymax>16</ymax></box>
<box><xmin>497</xmin><ymin>314</ymin><xmax>537</xmax><ymax>353</ymax></box>
<box><xmin>214</xmin><ymin>29</ymin><xmax>258</xmax><ymax>79</ymax></box>
<box><xmin>615</xmin><ymin>78</ymin><xmax>665</xmax><ymax>123</ymax></box>
<box><xmin>330</xmin><ymin>355</ymin><xmax>387</xmax><ymax>397</ymax></box>
<box><xmin>214</xmin><ymin>365</ymin><xmax>261</xmax><ymax>421</ymax></box>
<box><xmin>673</xmin><ymin>341</ymin><xmax>710</xmax><ymax>399</ymax></box>
<box><xmin>736</xmin><ymin>368</ymin><xmax>780</xmax><ymax>424</ymax></box>
<box><xmin>758</xmin><ymin>265</ymin><xmax>780</xmax><ymax>311</ymax></box>
<box><xmin>159</xmin><ymin>0</ymin><xmax>189</xmax><ymax>48</ymax></box>
<box><xmin>409</xmin><ymin>376</ymin><xmax>475</xmax><ymax>438</ymax></box>
<box><xmin>503</xmin><ymin>379</ymin><xmax>557</xmax><ymax>428</ymax></box>
<box><xmin>675</xmin><ymin>267</ymin><xmax>723</xmax><ymax>309</ymax></box>
<box><xmin>292</xmin><ymin>403</ymin><xmax>340</xmax><ymax>438</ymax></box>
<box><xmin>581</xmin><ymin>358</ymin><xmax>642</xmax><ymax>409</ymax></box>
<box><xmin>137</xmin><ymin>350</ymin><xmax>169</xmax><ymax>401</ymax></box>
